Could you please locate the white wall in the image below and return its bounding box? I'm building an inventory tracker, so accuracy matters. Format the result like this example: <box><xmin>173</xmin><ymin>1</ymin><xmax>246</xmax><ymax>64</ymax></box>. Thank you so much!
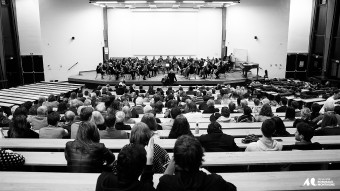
<box><xmin>108</xmin><ymin>8</ymin><xmax>222</xmax><ymax>58</ymax></box>
<box><xmin>39</xmin><ymin>0</ymin><xmax>104</xmax><ymax>81</ymax></box>
<box><xmin>225</xmin><ymin>0</ymin><xmax>290</xmax><ymax>78</ymax></box>
<box><xmin>287</xmin><ymin>0</ymin><xmax>313</xmax><ymax>53</ymax></box>
<box><xmin>16</xmin><ymin>0</ymin><xmax>42</xmax><ymax>55</ymax></box>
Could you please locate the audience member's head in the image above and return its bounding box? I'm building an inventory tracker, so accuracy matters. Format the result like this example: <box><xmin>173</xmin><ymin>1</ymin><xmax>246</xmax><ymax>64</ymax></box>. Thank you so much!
<box><xmin>243</xmin><ymin>106</ymin><xmax>252</xmax><ymax>116</ymax></box>
<box><xmin>170</xmin><ymin>107</ymin><xmax>181</xmax><ymax>119</ymax></box>
<box><xmin>186</xmin><ymin>101</ymin><xmax>198</xmax><ymax>112</ymax></box>
<box><xmin>169</xmin><ymin>114</ymin><xmax>192</xmax><ymax>139</ymax></box>
<box><xmin>105</xmin><ymin>114</ymin><xmax>116</xmax><ymax>129</ymax></box>
<box><xmin>13</xmin><ymin>107</ymin><xmax>28</xmax><ymax>117</ymax></box>
<box><xmin>115</xmin><ymin>111</ymin><xmax>125</xmax><ymax>123</ymax></box>
<box><xmin>291</xmin><ymin>101</ymin><xmax>299</xmax><ymax>110</ymax></box>
<box><xmin>64</xmin><ymin>111</ymin><xmax>75</xmax><ymax>123</ymax></box>
<box><xmin>221</xmin><ymin>107</ymin><xmax>231</xmax><ymax>118</ymax></box>
<box><xmin>254</xmin><ymin>98</ymin><xmax>260</xmax><ymax>106</ymax></box>
<box><xmin>295</xmin><ymin>122</ymin><xmax>314</xmax><ymax>142</ymax></box>
<box><xmin>154</xmin><ymin>101</ymin><xmax>164</xmax><ymax>113</ymax></box>
<box><xmin>130</xmin><ymin>122</ymin><xmax>152</xmax><ymax>146</ymax></box>
<box><xmin>47</xmin><ymin>112</ymin><xmax>60</xmax><ymax>126</ymax></box>
<box><xmin>311</xmin><ymin>102</ymin><xmax>321</xmax><ymax>113</ymax></box>
<box><xmin>91</xmin><ymin>111</ymin><xmax>105</xmax><ymax>125</ymax></box>
<box><xmin>259</xmin><ymin>104</ymin><xmax>273</xmax><ymax>117</ymax></box>
<box><xmin>136</xmin><ymin>97</ymin><xmax>144</xmax><ymax>106</ymax></box>
<box><xmin>228</xmin><ymin>102</ymin><xmax>236</xmax><ymax>112</ymax></box>
<box><xmin>76</xmin><ymin>121</ymin><xmax>100</xmax><ymax>143</ymax></box>
<box><xmin>240</xmin><ymin>99</ymin><xmax>248</xmax><ymax>108</ymax></box>
<box><xmin>122</xmin><ymin>106</ymin><xmax>132</xmax><ymax>120</ymax></box>
<box><xmin>272</xmin><ymin>116</ymin><xmax>288</xmax><ymax>136</ymax></box>
<box><xmin>174</xmin><ymin>135</ymin><xmax>204</xmax><ymax>173</ymax></box>
<box><xmin>80</xmin><ymin>107</ymin><xmax>94</xmax><ymax>121</ymax></box>
<box><xmin>141</xmin><ymin>113</ymin><xmax>158</xmax><ymax>131</ymax></box>
<box><xmin>207</xmin><ymin>99</ymin><xmax>215</xmax><ymax>108</ymax></box>
<box><xmin>300</xmin><ymin>108</ymin><xmax>311</xmax><ymax>120</ymax></box>
<box><xmin>143</xmin><ymin>105</ymin><xmax>153</xmax><ymax>114</ymax></box>
<box><xmin>116</xmin><ymin>144</ymin><xmax>147</xmax><ymax>181</ymax></box>
<box><xmin>324</xmin><ymin>101</ymin><xmax>335</xmax><ymax>112</ymax></box>
<box><xmin>207</xmin><ymin>121</ymin><xmax>222</xmax><ymax>134</ymax></box>
<box><xmin>261</xmin><ymin>119</ymin><xmax>276</xmax><ymax>138</ymax></box>
<box><xmin>47</xmin><ymin>94</ymin><xmax>56</xmax><ymax>102</ymax></box>
<box><xmin>280</xmin><ymin>97</ymin><xmax>288</xmax><ymax>106</ymax></box>
<box><xmin>37</xmin><ymin>106</ymin><xmax>47</xmax><ymax>116</ymax></box>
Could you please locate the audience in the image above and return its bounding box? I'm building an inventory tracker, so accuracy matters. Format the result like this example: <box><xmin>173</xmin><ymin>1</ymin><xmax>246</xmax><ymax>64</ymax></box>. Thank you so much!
<box><xmin>168</xmin><ymin>114</ymin><xmax>193</xmax><ymax>139</ymax></box>
<box><xmin>115</xmin><ymin>111</ymin><xmax>131</xmax><ymax>130</ymax></box>
<box><xmin>99</xmin><ymin>114</ymin><xmax>128</xmax><ymax>139</ymax></box>
<box><xmin>198</xmin><ymin>122</ymin><xmax>239</xmax><ymax>152</ymax></box>
<box><xmin>272</xmin><ymin>116</ymin><xmax>290</xmax><ymax>137</ymax></box>
<box><xmin>237</xmin><ymin>106</ymin><xmax>255</xmax><ymax>122</ymax></box>
<box><xmin>255</xmin><ymin>104</ymin><xmax>273</xmax><ymax>122</ymax></box>
<box><xmin>161</xmin><ymin>107</ymin><xmax>181</xmax><ymax>130</ymax></box>
<box><xmin>245</xmin><ymin>119</ymin><xmax>283</xmax><ymax>151</ymax></box>
<box><xmin>65</xmin><ymin>121</ymin><xmax>115</xmax><ymax>172</ymax></box>
<box><xmin>203</xmin><ymin>99</ymin><xmax>219</xmax><ymax>113</ymax></box>
<box><xmin>91</xmin><ymin>111</ymin><xmax>106</xmax><ymax>130</ymax></box>
<box><xmin>71</xmin><ymin>107</ymin><xmax>94</xmax><ymax>139</ymax></box>
<box><xmin>27</xmin><ymin>106</ymin><xmax>48</xmax><ymax>130</ymax></box>
<box><xmin>7</xmin><ymin>115</ymin><xmax>38</xmax><ymax>138</ymax></box>
<box><xmin>315</xmin><ymin>112</ymin><xmax>340</xmax><ymax>135</ymax></box>
<box><xmin>284</xmin><ymin>106</ymin><xmax>296</xmax><ymax>121</ymax></box>
<box><xmin>39</xmin><ymin>112</ymin><xmax>68</xmax><ymax>139</ymax></box>
<box><xmin>276</xmin><ymin>97</ymin><xmax>288</xmax><ymax>112</ymax></box>
<box><xmin>157</xmin><ymin>135</ymin><xmax>236</xmax><ymax>191</ymax></box>
<box><xmin>294</xmin><ymin>122</ymin><xmax>322</xmax><ymax>150</ymax></box>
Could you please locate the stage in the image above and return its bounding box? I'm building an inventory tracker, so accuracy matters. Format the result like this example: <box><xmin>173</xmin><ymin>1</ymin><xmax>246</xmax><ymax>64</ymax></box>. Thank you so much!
<box><xmin>68</xmin><ymin>70</ymin><xmax>262</xmax><ymax>88</ymax></box>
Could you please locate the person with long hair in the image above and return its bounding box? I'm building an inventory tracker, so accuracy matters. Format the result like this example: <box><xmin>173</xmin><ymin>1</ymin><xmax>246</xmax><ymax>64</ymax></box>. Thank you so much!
<box><xmin>272</xmin><ymin>116</ymin><xmax>290</xmax><ymax>137</ymax></box>
<box><xmin>65</xmin><ymin>121</ymin><xmax>115</xmax><ymax>172</ymax></box>
<box><xmin>7</xmin><ymin>115</ymin><xmax>38</xmax><ymax>138</ymax></box>
<box><xmin>168</xmin><ymin>115</ymin><xmax>193</xmax><ymax>139</ymax></box>
<box><xmin>255</xmin><ymin>104</ymin><xmax>273</xmax><ymax>122</ymax></box>
<box><xmin>141</xmin><ymin>113</ymin><xmax>162</xmax><ymax>132</ymax></box>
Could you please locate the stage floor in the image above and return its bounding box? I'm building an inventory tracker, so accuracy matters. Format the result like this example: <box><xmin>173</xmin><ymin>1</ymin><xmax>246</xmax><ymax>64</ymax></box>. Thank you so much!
<box><xmin>68</xmin><ymin>70</ymin><xmax>262</xmax><ymax>87</ymax></box>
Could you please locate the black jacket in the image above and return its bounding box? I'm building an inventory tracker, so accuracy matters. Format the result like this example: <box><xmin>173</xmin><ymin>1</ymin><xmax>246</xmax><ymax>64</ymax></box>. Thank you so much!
<box><xmin>65</xmin><ymin>140</ymin><xmax>115</xmax><ymax>173</ymax></box>
<box><xmin>203</xmin><ymin>106</ymin><xmax>219</xmax><ymax>114</ymax></box>
<box><xmin>276</xmin><ymin>106</ymin><xmax>287</xmax><ymax>113</ymax></box>
<box><xmin>198</xmin><ymin>133</ymin><xmax>239</xmax><ymax>152</ymax></box>
<box><xmin>115</xmin><ymin>122</ymin><xmax>132</xmax><ymax>130</ymax></box>
<box><xmin>157</xmin><ymin>170</ymin><xmax>236</xmax><ymax>191</ymax></box>
<box><xmin>96</xmin><ymin>165</ymin><xmax>155</xmax><ymax>191</ymax></box>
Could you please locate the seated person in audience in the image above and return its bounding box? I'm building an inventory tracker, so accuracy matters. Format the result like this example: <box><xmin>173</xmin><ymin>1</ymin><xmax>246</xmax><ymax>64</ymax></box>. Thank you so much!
<box><xmin>315</xmin><ymin>112</ymin><xmax>340</xmax><ymax>135</ymax></box>
<box><xmin>203</xmin><ymin>99</ymin><xmax>220</xmax><ymax>114</ymax></box>
<box><xmin>237</xmin><ymin>106</ymin><xmax>255</xmax><ymax>123</ymax></box>
<box><xmin>183</xmin><ymin>100</ymin><xmax>200</xmax><ymax>114</ymax></box>
<box><xmin>154</xmin><ymin>101</ymin><xmax>164</xmax><ymax>114</ymax></box>
<box><xmin>312</xmin><ymin>101</ymin><xmax>335</xmax><ymax>126</ymax></box>
<box><xmin>252</xmin><ymin>98</ymin><xmax>262</xmax><ymax>113</ymax></box>
<box><xmin>284</xmin><ymin>106</ymin><xmax>296</xmax><ymax>121</ymax></box>
<box><xmin>144</xmin><ymin>105</ymin><xmax>161</xmax><ymax>124</ymax></box>
<box><xmin>255</xmin><ymin>104</ymin><xmax>273</xmax><ymax>122</ymax></box>
<box><xmin>115</xmin><ymin>111</ymin><xmax>131</xmax><ymax>130</ymax></box>
<box><xmin>319</xmin><ymin>89</ymin><xmax>340</xmax><ymax>114</ymax></box>
<box><xmin>71</xmin><ymin>107</ymin><xmax>94</xmax><ymax>139</ymax></box>
<box><xmin>276</xmin><ymin>97</ymin><xmax>288</xmax><ymax>113</ymax></box>
<box><xmin>141</xmin><ymin>113</ymin><xmax>162</xmax><ymax>134</ymax></box>
<box><xmin>91</xmin><ymin>111</ymin><xmax>106</xmax><ymax>131</ymax></box>
<box><xmin>217</xmin><ymin>107</ymin><xmax>233</xmax><ymax>123</ymax></box>
<box><xmin>122</xmin><ymin>106</ymin><xmax>136</xmax><ymax>124</ymax></box>
<box><xmin>57</xmin><ymin>101</ymin><xmax>68</xmax><ymax>115</ymax></box>
<box><xmin>96</xmin><ymin>139</ymin><xmax>155</xmax><ymax>191</ymax></box>
<box><xmin>39</xmin><ymin>112</ymin><xmax>68</xmax><ymax>139</ymax></box>
<box><xmin>198</xmin><ymin>122</ymin><xmax>239</xmax><ymax>152</ymax></box>
<box><xmin>291</xmin><ymin>101</ymin><xmax>301</xmax><ymax>117</ymax></box>
<box><xmin>113</xmin><ymin>122</ymin><xmax>170</xmax><ymax>173</ymax></box>
<box><xmin>65</xmin><ymin>121</ymin><xmax>115</xmax><ymax>172</ymax></box>
<box><xmin>168</xmin><ymin>114</ymin><xmax>193</xmax><ymax>139</ymax></box>
<box><xmin>147</xmin><ymin>85</ymin><xmax>155</xmax><ymax>95</ymax></box>
<box><xmin>310</xmin><ymin>102</ymin><xmax>321</xmax><ymax>121</ymax></box>
<box><xmin>272</xmin><ymin>116</ymin><xmax>290</xmax><ymax>137</ymax></box>
<box><xmin>43</xmin><ymin>94</ymin><xmax>59</xmax><ymax>109</ymax></box>
<box><xmin>157</xmin><ymin>135</ymin><xmax>236</xmax><ymax>191</ymax></box>
<box><xmin>139</xmin><ymin>85</ymin><xmax>146</xmax><ymax>93</ymax></box>
<box><xmin>28</xmin><ymin>97</ymin><xmax>45</xmax><ymax>116</ymax></box>
<box><xmin>215</xmin><ymin>94</ymin><xmax>222</xmax><ymax>105</ymax></box>
<box><xmin>245</xmin><ymin>119</ymin><xmax>283</xmax><ymax>152</ymax></box>
<box><xmin>162</xmin><ymin>107</ymin><xmax>181</xmax><ymax>130</ymax></box>
<box><xmin>133</xmin><ymin>97</ymin><xmax>144</xmax><ymax>114</ymax></box>
<box><xmin>69</xmin><ymin>92</ymin><xmax>84</xmax><ymax>108</ymax></box>
<box><xmin>235</xmin><ymin>97</ymin><xmax>242</xmax><ymax>112</ymax></box>
<box><xmin>0</xmin><ymin>148</ymin><xmax>25</xmax><ymax>170</ymax></box>
<box><xmin>8</xmin><ymin>115</ymin><xmax>39</xmax><ymax>138</ymax></box>
<box><xmin>61</xmin><ymin>111</ymin><xmax>75</xmax><ymax>138</ymax></box>
<box><xmin>198</xmin><ymin>95</ymin><xmax>210</xmax><ymax>111</ymax></box>
<box><xmin>294</xmin><ymin>122</ymin><xmax>322</xmax><ymax>150</ymax></box>
<box><xmin>261</xmin><ymin>98</ymin><xmax>270</xmax><ymax>105</ymax></box>
<box><xmin>228</xmin><ymin>101</ymin><xmax>236</xmax><ymax>113</ymax></box>
<box><xmin>334</xmin><ymin>105</ymin><xmax>340</xmax><ymax>126</ymax></box>
<box><xmin>166</xmin><ymin>86</ymin><xmax>175</xmax><ymax>95</ymax></box>
<box><xmin>0</xmin><ymin>107</ymin><xmax>10</xmax><ymax>128</ymax></box>
<box><xmin>100</xmin><ymin>114</ymin><xmax>128</xmax><ymax>139</ymax></box>
<box><xmin>186</xmin><ymin>86</ymin><xmax>196</xmax><ymax>96</ymax></box>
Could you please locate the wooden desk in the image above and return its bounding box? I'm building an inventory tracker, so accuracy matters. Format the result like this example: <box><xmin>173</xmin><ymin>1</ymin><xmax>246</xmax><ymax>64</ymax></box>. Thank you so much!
<box><xmin>18</xmin><ymin>150</ymin><xmax>340</xmax><ymax>167</ymax></box>
<box><xmin>317</xmin><ymin>99</ymin><xmax>340</xmax><ymax>105</ymax></box>
<box><xmin>187</xmin><ymin>121</ymin><xmax>294</xmax><ymax>130</ymax></box>
<box><xmin>0</xmin><ymin>99</ymin><xmax>25</xmax><ymax>105</ymax></box>
<box><xmin>10</xmin><ymin>87</ymin><xmax>68</xmax><ymax>95</ymax></box>
<box><xmin>2</xmin><ymin>89</ymin><xmax>53</xmax><ymax>96</ymax></box>
<box><xmin>0</xmin><ymin>102</ymin><xmax>14</xmax><ymax>107</ymax></box>
<box><xmin>0</xmin><ymin>92</ymin><xmax>42</xmax><ymax>100</ymax></box>
<box><xmin>1</xmin><ymin>136</ymin><xmax>340</xmax><ymax>150</ymax></box>
<box><xmin>0</xmin><ymin>95</ymin><xmax>36</xmax><ymax>103</ymax></box>
<box><xmin>0</xmin><ymin>170</ymin><xmax>338</xmax><ymax>191</ymax></box>
<box><xmin>22</xmin><ymin>85</ymin><xmax>75</xmax><ymax>92</ymax></box>
<box><xmin>301</xmin><ymin>98</ymin><xmax>325</xmax><ymax>104</ymax></box>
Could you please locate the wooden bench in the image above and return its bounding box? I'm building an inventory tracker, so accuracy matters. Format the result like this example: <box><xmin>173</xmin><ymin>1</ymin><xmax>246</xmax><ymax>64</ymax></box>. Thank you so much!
<box><xmin>1</xmin><ymin>89</ymin><xmax>54</xmax><ymax>97</ymax></box>
<box><xmin>0</xmin><ymin>95</ymin><xmax>36</xmax><ymax>103</ymax></box>
<box><xmin>10</xmin><ymin>87</ymin><xmax>69</xmax><ymax>95</ymax></box>
<box><xmin>0</xmin><ymin>99</ymin><xmax>25</xmax><ymax>105</ymax></box>
<box><xmin>0</xmin><ymin>102</ymin><xmax>14</xmax><ymax>108</ymax></box>
<box><xmin>17</xmin><ymin>150</ymin><xmax>340</xmax><ymax>167</ymax></box>
<box><xmin>0</xmin><ymin>91</ymin><xmax>42</xmax><ymax>100</ymax></box>
<box><xmin>0</xmin><ymin>170</ymin><xmax>338</xmax><ymax>190</ymax></box>
<box><xmin>1</xmin><ymin>136</ymin><xmax>339</xmax><ymax>150</ymax></box>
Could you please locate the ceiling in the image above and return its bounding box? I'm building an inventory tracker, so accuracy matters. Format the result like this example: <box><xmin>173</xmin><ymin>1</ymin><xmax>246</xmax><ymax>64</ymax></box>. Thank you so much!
<box><xmin>89</xmin><ymin>0</ymin><xmax>240</xmax><ymax>9</ymax></box>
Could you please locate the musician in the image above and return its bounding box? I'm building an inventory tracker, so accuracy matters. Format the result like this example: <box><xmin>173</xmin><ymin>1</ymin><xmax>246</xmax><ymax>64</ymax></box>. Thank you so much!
<box><xmin>168</xmin><ymin>70</ymin><xmax>177</xmax><ymax>85</ymax></box>
<box><xmin>228</xmin><ymin>53</ymin><xmax>235</xmax><ymax>70</ymax></box>
<box><xmin>95</xmin><ymin>63</ymin><xmax>105</xmax><ymax>79</ymax></box>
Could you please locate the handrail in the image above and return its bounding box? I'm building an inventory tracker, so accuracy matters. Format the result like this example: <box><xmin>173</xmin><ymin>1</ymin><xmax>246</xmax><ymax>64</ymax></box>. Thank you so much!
<box><xmin>68</xmin><ymin>62</ymin><xmax>78</xmax><ymax>71</ymax></box>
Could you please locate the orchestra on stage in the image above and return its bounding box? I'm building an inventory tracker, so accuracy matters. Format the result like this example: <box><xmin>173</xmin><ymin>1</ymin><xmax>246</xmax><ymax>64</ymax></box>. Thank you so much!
<box><xmin>95</xmin><ymin>55</ymin><xmax>235</xmax><ymax>81</ymax></box>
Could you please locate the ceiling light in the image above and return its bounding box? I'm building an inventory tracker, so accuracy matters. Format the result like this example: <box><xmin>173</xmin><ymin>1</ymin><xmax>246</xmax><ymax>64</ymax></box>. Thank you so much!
<box><xmin>154</xmin><ymin>1</ymin><xmax>176</xmax><ymax>3</ymax></box>
<box><xmin>182</xmin><ymin>1</ymin><xmax>204</xmax><ymax>3</ymax></box>
<box><xmin>124</xmin><ymin>1</ymin><xmax>147</xmax><ymax>3</ymax></box>
<box><xmin>95</xmin><ymin>1</ymin><xmax>118</xmax><ymax>3</ymax></box>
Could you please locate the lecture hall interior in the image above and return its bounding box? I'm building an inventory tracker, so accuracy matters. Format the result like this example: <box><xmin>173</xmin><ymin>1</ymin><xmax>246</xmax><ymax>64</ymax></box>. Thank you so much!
<box><xmin>0</xmin><ymin>0</ymin><xmax>340</xmax><ymax>190</ymax></box>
